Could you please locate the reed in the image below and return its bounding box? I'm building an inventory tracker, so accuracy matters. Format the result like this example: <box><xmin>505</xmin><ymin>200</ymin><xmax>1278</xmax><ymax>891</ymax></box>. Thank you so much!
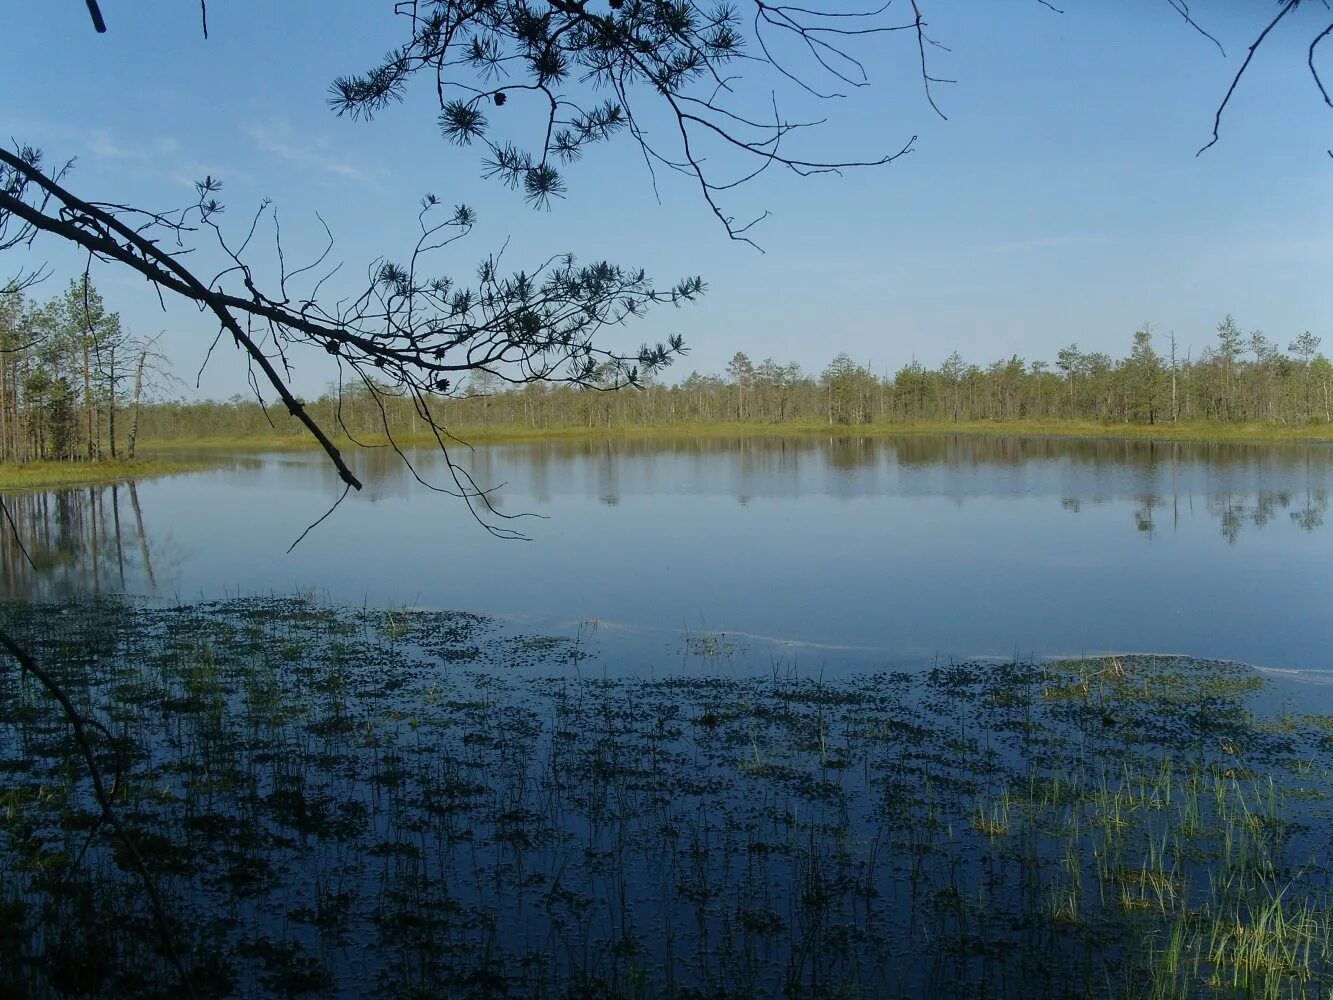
<box><xmin>0</xmin><ymin>598</ymin><xmax>1330</xmax><ymax>997</ymax></box>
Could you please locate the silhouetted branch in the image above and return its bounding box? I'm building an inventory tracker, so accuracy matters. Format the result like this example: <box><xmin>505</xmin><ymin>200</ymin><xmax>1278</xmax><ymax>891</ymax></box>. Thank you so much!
<box><xmin>1163</xmin><ymin>0</ymin><xmax>1225</xmax><ymax>56</ymax></box>
<box><xmin>0</xmin><ymin>144</ymin><xmax>699</xmax><ymax>527</ymax></box>
<box><xmin>909</xmin><ymin>0</ymin><xmax>953</xmax><ymax>121</ymax></box>
<box><xmin>1197</xmin><ymin>0</ymin><xmax>1302</xmax><ymax>156</ymax></box>
<box><xmin>11</xmin><ymin>0</ymin><xmax>1327</xmax><ymax>514</ymax></box>
<box><xmin>1311</xmin><ymin>22</ymin><xmax>1333</xmax><ymax>107</ymax></box>
<box><xmin>330</xmin><ymin>2</ymin><xmax>921</xmax><ymax>245</ymax></box>
<box><xmin>0</xmin><ymin>146</ymin><xmax>73</xmax><ymax>296</ymax></box>
<box><xmin>287</xmin><ymin>482</ymin><xmax>352</xmax><ymax>551</ymax></box>
<box><xmin>84</xmin><ymin>0</ymin><xmax>107</xmax><ymax>33</ymax></box>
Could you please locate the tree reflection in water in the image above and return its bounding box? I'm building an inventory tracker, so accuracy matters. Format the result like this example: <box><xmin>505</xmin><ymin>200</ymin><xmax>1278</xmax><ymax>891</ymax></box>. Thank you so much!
<box><xmin>0</xmin><ymin>481</ymin><xmax>172</xmax><ymax>599</ymax></box>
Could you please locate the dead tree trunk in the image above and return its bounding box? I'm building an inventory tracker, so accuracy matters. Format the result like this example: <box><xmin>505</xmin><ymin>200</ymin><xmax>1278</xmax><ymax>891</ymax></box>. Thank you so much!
<box><xmin>126</xmin><ymin>343</ymin><xmax>149</xmax><ymax>460</ymax></box>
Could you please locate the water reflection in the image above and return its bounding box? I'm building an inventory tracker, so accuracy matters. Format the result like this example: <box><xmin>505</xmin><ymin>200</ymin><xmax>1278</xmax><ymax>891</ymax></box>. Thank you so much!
<box><xmin>2</xmin><ymin>434</ymin><xmax>1331</xmax><ymax>670</ymax></box>
<box><xmin>389</xmin><ymin>434</ymin><xmax>1333</xmax><ymax>541</ymax></box>
<box><xmin>459</xmin><ymin>432</ymin><xmax>1333</xmax><ymax>476</ymax></box>
<box><xmin>445</xmin><ymin>434</ymin><xmax>1333</xmax><ymax>513</ymax></box>
<box><xmin>1110</xmin><ymin>488</ymin><xmax>1330</xmax><ymax>541</ymax></box>
<box><xmin>1204</xmin><ymin>489</ymin><xmax>1329</xmax><ymax>542</ymax></box>
<box><xmin>0</xmin><ymin>482</ymin><xmax>175</xmax><ymax>599</ymax></box>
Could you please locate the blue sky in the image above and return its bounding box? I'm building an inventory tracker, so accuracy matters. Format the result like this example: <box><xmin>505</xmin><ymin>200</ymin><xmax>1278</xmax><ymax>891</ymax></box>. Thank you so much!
<box><xmin>4</xmin><ymin>1</ymin><xmax>1330</xmax><ymax>399</ymax></box>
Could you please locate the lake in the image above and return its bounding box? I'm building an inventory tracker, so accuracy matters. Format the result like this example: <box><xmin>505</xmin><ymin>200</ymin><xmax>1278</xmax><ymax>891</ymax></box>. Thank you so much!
<box><xmin>4</xmin><ymin>432</ymin><xmax>1331</xmax><ymax>673</ymax></box>
<box><xmin>6</xmin><ymin>432</ymin><xmax>1333</xmax><ymax>998</ymax></box>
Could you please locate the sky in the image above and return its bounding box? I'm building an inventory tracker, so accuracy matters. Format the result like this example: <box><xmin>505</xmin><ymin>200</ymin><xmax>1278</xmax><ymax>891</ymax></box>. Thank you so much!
<box><xmin>3</xmin><ymin>1</ymin><xmax>1330</xmax><ymax>400</ymax></box>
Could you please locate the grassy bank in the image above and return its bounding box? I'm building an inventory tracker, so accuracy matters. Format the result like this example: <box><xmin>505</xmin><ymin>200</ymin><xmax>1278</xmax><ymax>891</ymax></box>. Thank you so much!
<box><xmin>16</xmin><ymin>416</ymin><xmax>1327</xmax><ymax>490</ymax></box>
<box><xmin>0</xmin><ymin>456</ymin><xmax>216</xmax><ymax>491</ymax></box>
<box><xmin>139</xmin><ymin>417</ymin><xmax>1333</xmax><ymax>454</ymax></box>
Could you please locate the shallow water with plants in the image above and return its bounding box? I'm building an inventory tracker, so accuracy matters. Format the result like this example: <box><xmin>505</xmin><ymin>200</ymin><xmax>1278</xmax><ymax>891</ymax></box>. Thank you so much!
<box><xmin>4</xmin><ymin>596</ymin><xmax>1333</xmax><ymax>998</ymax></box>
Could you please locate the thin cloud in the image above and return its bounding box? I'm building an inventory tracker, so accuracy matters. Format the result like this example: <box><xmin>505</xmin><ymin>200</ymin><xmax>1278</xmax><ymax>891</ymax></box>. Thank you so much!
<box><xmin>988</xmin><ymin>234</ymin><xmax>1104</xmax><ymax>254</ymax></box>
<box><xmin>245</xmin><ymin>120</ymin><xmax>366</xmax><ymax>181</ymax></box>
<box><xmin>87</xmin><ymin>129</ymin><xmax>135</xmax><ymax>159</ymax></box>
<box><xmin>86</xmin><ymin>129</ymin><xmax>179</xmax><ymax>160</ymax></box>
<box><xmin>17</xmin><ymin>123</ymin><xmax>179</xmax><ymax>163</ymax></box>
<box><xmin>1241</xmin><ymin>237</ymin><xmax>1333</xmax><ymax>263</ymax></box>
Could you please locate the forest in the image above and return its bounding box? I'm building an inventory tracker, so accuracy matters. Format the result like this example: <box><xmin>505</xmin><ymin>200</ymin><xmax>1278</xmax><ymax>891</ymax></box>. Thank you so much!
<box><xmin>0</xmin><ymin>279</ymin><xmax>165</xmax><ymax>463</ymax></box>
<box><xmin>1</xmin><ymin>280</ymin><xmax>1328</xmax><ymax>461</ymax></box>
<box><xmin>139</xmin><ymin>317</ymin><xmax>1330</xmax><ymax>444</ymax></box>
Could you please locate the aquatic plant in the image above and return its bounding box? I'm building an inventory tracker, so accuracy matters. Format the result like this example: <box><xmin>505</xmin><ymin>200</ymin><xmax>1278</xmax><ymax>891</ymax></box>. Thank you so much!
<box><xmin>0</xmin><ymin>597</ymin><xmax>1331</xmax><ymax>997</ymax></box>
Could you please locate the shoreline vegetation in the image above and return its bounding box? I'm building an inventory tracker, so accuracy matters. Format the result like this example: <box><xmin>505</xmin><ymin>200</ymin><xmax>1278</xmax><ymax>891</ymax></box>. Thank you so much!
<box><xmin>3</xmin><ymin>418</ymin><xmax>1330</xmax><ymax>491</ymax></box>
<box><xmin>128</xmin><ymin>324</ymin><xmax>1331</xmax><ymax>453</ymax></box>
<box><xmin>137</xmin><ymin>417</ymin><xmax>1333</xmax><ymax>455</ymax></box>
<box><xmin>3</xmin><ymin>415</ymin><xmax>1330</xmax><ymax>495</ymax></box>
<box><xmin>2</xmin><ymin>291</ymin><xmax>1329</xmax><ymax>487</ymax></box>
<box><xmin>0</xmin><ymin>456</ymin><xmax>213</xmax><ymax>491</ymax></box>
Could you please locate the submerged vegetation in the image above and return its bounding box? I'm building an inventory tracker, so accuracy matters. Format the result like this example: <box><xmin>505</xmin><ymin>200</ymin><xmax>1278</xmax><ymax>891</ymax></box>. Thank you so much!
<box><xmin>2</xmin><ymin>597</ymin><xmax>1333</xmax><ymax>997</ymax></box>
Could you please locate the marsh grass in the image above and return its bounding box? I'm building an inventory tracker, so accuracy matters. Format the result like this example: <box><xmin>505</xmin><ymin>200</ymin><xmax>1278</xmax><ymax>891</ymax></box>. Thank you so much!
<box><xmin>137</xmin><ymin>418</ymin><xmax>1333</xmax><ymax>454</ymax></box>
<box><xmin>0</xmin><ymin>457</ymin><xmax>215</xmax><ymax>491</ymax></box>
<box><xmin>0</xmin><ymin>598</ymin><xmax>1331</xmax><ymax>997</ymax></box>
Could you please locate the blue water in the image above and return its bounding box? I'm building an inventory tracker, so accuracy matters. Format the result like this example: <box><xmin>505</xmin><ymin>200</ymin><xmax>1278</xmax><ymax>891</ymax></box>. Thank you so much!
<box><xmin>6</xmin><ymin>433</ymin><xmax>1332</xmax><ymax>672</ymax></box>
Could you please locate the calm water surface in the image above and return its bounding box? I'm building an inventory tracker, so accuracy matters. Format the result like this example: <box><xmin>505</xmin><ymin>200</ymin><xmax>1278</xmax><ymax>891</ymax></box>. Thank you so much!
<box><xmin>5</xmin><ymin>434</ymin><xmax>1331</xmax><ymax>672</ymax></box>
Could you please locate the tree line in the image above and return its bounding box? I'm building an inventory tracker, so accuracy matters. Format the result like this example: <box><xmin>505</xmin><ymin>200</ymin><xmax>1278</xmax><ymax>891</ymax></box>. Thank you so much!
<box><xmin>0</xmin><ymin>278</ymin><xmax>169</xmax><ymax>463</ymax></box>
<box><xmin>131</xmin><ymin>318</ymin><xmax>1329</xmax><ymax>443</ymax></box>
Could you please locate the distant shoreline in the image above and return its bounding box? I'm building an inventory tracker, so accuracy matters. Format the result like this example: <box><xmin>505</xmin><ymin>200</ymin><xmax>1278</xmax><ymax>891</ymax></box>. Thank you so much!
<box><xmin>139</xmin><ymin>418</ymin><xmax>1333</xmax><ymax>452</ymax></box>
<box><xmin>6</xmin><ymin>419</ymin><xmax>1329</xmax><ymax>491</ymax></box>
<box><xmin>0</xmin><ymin>457</ymin><xmax>215</xmax><ymax>492</ymax></box>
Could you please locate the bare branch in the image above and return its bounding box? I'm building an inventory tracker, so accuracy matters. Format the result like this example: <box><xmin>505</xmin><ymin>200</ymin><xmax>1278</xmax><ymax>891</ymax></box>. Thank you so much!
<box><xmin>1197</xmin><ymin>0</ymin><xmax>1301</xmax><ymax>156</ymax></box>
<box><xmin>910</xmin><ymin>0</ymin><xmax>953</xmax><ymax>121</ymax></box>
<box><xmin>1311</xmin><ymin>21</ymin><xmax>1333</xmax><ymax>107</ymax></box>
<box><xmin>329</xmin><ymin>2</ymin><xmax>919</xmax><ymax>245</ymax></box>
<box><xmin>0</xmin><ymin>145</ymin><xmax>699</xmax><ymax>529</ymax></box>
<box><xmin>1162</xmin><ymin>0</ymin><xmax>1225</xmax><ymax>56</ymax></box>
<box><xmin>84</xmin><ymin>0</ymin><xmax>107</xmax><ymax>33</ymax></box>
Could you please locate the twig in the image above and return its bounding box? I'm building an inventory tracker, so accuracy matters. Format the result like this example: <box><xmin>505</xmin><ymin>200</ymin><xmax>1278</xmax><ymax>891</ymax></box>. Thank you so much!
<box><xmin>1198</xmin><ymin>0</ymin><xmax>1301</xmax><ymax>155</ymax></box>
<box><xmin>84</xmin><ymin>0</ymin><xmax>106</xmax><ymax>33</ymax></box>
